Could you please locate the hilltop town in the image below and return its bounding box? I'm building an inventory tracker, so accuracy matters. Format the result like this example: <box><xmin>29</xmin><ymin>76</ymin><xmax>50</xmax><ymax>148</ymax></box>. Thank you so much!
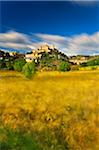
<box><xmin>25</xmin><ymin>44</ymin><xmax>68</xmax><ymax>62</ymax></box>
<box><xmin>0</xmin><ymin>44</ymin><xmax>99</xmax><ymax>71</ymax></box>
<box><xmin>25</xmin><ymin>44</ymin><xmax>98</xmax><ymax>65</ymax></box>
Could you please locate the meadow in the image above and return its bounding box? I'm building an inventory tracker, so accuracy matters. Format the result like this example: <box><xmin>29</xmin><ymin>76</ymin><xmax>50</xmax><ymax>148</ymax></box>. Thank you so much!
<box><xmin>0</xmin><ymin>70</ymin><xmax>99</xmax><ymax>150</ymax></box>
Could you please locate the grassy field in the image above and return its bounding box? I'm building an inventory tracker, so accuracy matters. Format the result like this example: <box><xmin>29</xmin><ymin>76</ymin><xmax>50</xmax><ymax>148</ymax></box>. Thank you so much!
<box><xmin>79</xmin><ymin>66</ymin><xmax>99</xmax><ymax>71</ymax></box>
<box><xmin>0</xmin><ymin>70</ymin><xmax>99</xmax><ymax>150</ymax></box>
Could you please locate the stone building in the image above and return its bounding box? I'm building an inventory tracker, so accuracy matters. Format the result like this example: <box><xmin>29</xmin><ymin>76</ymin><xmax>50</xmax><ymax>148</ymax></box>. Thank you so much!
<box><xmin>25</xmin><ymin>44</ymin><xmax>59</xmax><ymax>62</ymax></box>
<box><xmin>25</xmin><ymin>44</ymin><xmax>51</xmax><ymax>62</ymax></box>
<box><xmin>25</xmin><ymin>44</ymin><xmax>68</xmax><ymax>62</ymax></box>
<box><xmin>69</xmin><ymin>55</ymin><xmax>90</xmax><ymax>65</ymax></box>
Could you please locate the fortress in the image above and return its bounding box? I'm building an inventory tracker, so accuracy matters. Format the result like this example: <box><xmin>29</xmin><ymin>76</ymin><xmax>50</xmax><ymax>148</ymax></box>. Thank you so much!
<box><xmin>25</xmin><ymin>44</ymin><xmax>68</xmax><ymax>62</ymax></box>
<box><xmin>25</xmin><ymin>44</ymin><xmax>54</xmax><ymax>62</ymax></box>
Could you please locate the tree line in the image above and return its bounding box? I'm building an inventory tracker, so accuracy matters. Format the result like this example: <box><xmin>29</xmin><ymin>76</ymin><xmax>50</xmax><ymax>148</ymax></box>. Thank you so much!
<box><xmin>0</xmin><ymin>50</ymin><xmax>71</xmax><ymax>78</ymax></box>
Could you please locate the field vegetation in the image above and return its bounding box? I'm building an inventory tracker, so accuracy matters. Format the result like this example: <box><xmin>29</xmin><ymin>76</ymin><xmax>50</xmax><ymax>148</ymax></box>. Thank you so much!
<box><xmin>0</xmin><ymin>70</ymin><xmax>99</xmax><ymax>150</ymax></box>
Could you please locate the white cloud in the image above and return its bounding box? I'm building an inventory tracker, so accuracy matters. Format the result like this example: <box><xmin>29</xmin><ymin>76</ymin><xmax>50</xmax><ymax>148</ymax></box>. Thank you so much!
<box><xmin>0</xmin><ymin>42</ymin><xmax>30</xmax><ymax>50</ymax></box>
<box><xmin>66</xmin><ymin>32</ymin><xmax>99</xmax><ymax>55</ymax></box>
<box><xmin>34</xmin><ymin>32</ymin><xmax>99</xmax><ymax>55</ymax></box>
<box><xmin>35</xmin><ymin>33</ymin><xmax>66</xmax><ymax>42</ymax></box>
<box><xmin>0</xmin><ymin>30</ymin><xmax>99</xmax><ymax>55</ymax></box>
<box><xmin>0</xmin><ymin>30</ymin><xmax>30</xmax><ymax>44</ymax></box>
<box><xmin>0</xmin><ymin>30</ymin><xmax>35</xmax><ymax>52</ymax></box>
<box><xmin>34</xmin><ymin>33</ymin><xmax>70</xmax><ymax>51</ymax></box>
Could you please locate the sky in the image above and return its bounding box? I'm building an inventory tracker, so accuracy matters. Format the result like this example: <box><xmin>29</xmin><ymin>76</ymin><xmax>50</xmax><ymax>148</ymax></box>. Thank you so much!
<box><xmin>0</xmin><ymin>0</ymin><xmax>99</xmax><ymax>55</ymax></box>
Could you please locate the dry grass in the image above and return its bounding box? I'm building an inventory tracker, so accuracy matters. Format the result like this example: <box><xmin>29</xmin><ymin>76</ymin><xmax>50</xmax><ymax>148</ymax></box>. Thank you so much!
<box><xmin>0</xmin><ymin>70</ymin><xmax>99</xmax><ymax>149</ymax></box>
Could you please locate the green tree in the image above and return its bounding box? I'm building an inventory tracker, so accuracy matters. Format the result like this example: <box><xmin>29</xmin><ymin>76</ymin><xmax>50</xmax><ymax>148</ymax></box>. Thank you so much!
<box><xmin>13</xmin><ymin>59</ymin><xmax>26</xmax><ymax>72</ymax></box>
<box><xmin>22</xmin><ymin>61</ymin><xmax>36</xmax><ymax>79</ymax></box>
<box><xmin>86</xmin><ymin>60</ymin><xmax>95</xmax><ymax>66</ymax></box>
<box><xmin>95</xmin><ymin>59</ymin><xmax>99</xmax><ymax>65</ymax></box>
<box><xmin>6</xmin><ymin>61</ymin><xmax>14</xmax><ymax>70</ymax></box>
<box><xmin>80</xmin><ymin>62</ymin><xmax>87</xmax><ymax>67</ymax></box>
<box><xmin>0</xmin><ymin>60</ymin><xmax>6</xmax><ymax>70</ymax></box>
<box><xmin>59</xmin><ymin>61</ymin><xmax>71</xmax><ymax>72</ymax></box>
<box><xmin>41</xmin><ymin>53</ymin><xmax>52</xmax><ymax>67</ymax></box>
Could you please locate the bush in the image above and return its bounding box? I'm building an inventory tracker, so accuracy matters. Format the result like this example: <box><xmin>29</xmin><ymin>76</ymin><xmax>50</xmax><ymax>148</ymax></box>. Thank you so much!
<box><xmin>6</xmin><ymin>61</ymin><xmax>14</xmax><ymax>70</ymax></box>
<box><xmin>0</xmin><ymin>60</ymin><xmax>6</xmax><ymax>70</ymax></box>
<box><xmin>22</xmin><ymin>61</ymin><xmax>36</xmax><ymax>79</ymax></box>
<box><xmin>80</xmin><ymin>62</ymin><xmax>87</xmax><ymax>67</ymax></box>
<box><xmin>91</xmin><ymin>66</ymin><xmax>97</xmax><ymax>70</ymax></box>
<box><xmin>40</xmin><ymin>53</ymin><xmax>53</xmax><ymax>67</ymax></box>
<box><xmin>71</xmin><ymin>65</ymin><xmax>79</xmax><ymax>71</ymax></box>
<box><xmin>13</xmin><ymin>59</ymin><xmax>26</xmax><ymax>72</ymax></box>
<box><xmin>59</xmin><ymin>61</ymin><xmax>71</xmax><ymax>72</ymax></box>
<box><xmin>86</xmin><ymin>58</ymin><xmax>99</xmax><ymax>66</ymax></box>
<box><xmin>86</xmin><ymin>60</ymin><xmax>95</xmax><ymax>66</ymax></box>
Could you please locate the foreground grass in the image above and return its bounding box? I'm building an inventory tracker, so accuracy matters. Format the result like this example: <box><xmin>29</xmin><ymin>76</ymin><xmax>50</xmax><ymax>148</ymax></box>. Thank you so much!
<box><xmin>0</xmin><ymin>70</ymin><xmax>99</xmax><ymax>150</ymax></box>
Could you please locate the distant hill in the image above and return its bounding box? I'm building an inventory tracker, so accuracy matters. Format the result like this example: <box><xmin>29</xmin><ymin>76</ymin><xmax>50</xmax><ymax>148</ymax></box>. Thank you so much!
<box><xmin>69</xmin><ymin>55</ymin><xmax>99</xmax><ymax>65</ymax></box>
<box><xmin>0</xmin><ymin>46</ymin><xmax>99</xmax><ymax>71</ymax></box>
<box><xmin>0</xmin><ymin>50</ymin><xmax>25</xmax><ymax>70</ymax></box>
<box><xmin>25</xmin><ymin>44</ymin><xmax>69</xmax><ymax>71</ymax></box>
<box><xmin>25</xmin><ymin>44</ymin><xmax>69</xmax><ymax>62</ymax></box>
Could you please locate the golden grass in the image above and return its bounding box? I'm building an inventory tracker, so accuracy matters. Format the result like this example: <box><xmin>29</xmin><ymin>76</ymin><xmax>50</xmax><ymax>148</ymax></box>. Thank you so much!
<box><xmin>0</xmin><ymin>70</ymin><xmax>99</xmax><ymax>149</ymax></box>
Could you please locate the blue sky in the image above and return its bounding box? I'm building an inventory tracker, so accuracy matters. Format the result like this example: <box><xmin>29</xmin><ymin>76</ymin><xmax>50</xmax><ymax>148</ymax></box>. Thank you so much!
<box><xmin>0</xmin><ymin>1</ymin><xmax>99</xmax><ymax>55</ymax></box>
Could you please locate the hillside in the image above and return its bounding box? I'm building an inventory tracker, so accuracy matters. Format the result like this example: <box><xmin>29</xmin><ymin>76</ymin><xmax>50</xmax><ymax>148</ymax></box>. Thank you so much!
<box><xmin>0</xmin><ymin>46</ymin><xmax>99</xmax><ymax>72</ymax></box>
<box><xmin>25</xmin><ymin>44</ymin><xmax>68</xmax><ymax>61</ymax></box>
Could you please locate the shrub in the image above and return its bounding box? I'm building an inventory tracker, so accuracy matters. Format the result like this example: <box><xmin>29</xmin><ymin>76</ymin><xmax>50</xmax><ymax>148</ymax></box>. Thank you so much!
<box><xmin>0</xmin><ymin>61</ymin><xmax>6</xmax><ymax>70</ymax></box>
<box><xmin>91</xmin><ymin>66</ymin><xmax>97</xmax><ymax>70</ymax></box>
<box><xmin>22</xmin><ymin>61</ymin><xmax>36</xmax><ymax>79</ymax></box>
<box><xmin>87</xmin><ymin>60</ymin><xmax>95</xmax><ymax>66</ymax></box>
<box><xmin>71</xmin><ymin>65</ymin><xmax>79</xmax><ymax>71</ymax></box>
<box><xmin>6</xmin><ymin>61</ymin><xmax>14</xmax><ymax>70</ymax></box>
<box><xmin>94</xmin><ymin>58</ymin><xmax>99</xmax><ymax>65</ymax></box>
<box><xmin>13</xmin><ymin>59</ymin><xmax>26</xmax><ymax>72</ymax></box>
<box><xmin>80</xmin><ymin>62</ymin><xmax>87</xmax><ymax>67</ymax></box>
<box><xmin>86</xmin><ymin>58</ymin><xmax>99</xmax><ymax>66</ymax></box>
<box><xmin>59</xmin><ymin>61</ymin><xmax>71</xmax><ymax>72</ymax></box>
<box><xmin>40</xmin><ymin>53</ymin><xmax>52</xmax><ymax>67</ymax></box>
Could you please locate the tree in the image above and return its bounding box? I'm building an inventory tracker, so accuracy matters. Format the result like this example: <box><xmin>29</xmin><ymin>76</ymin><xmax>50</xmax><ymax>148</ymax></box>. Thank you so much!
<box><xmin>59</xmin><ymin>61</ymin><xmax>71</xmax><ymax>72</ymax></box>
<box><xmin>86</xmin><ymin>58</ymin><xmax>99</xmax><ymax>66</ymax></box>
<box><xmin>13</xmin><ymin>59</ymin><xmax>26</xmax><ymax>72</ymax></box>
<box><xmin>41</xmin><ymin>53</ymin><xmax>52</xmax><ymax>67</ymax></box>
<box><xmin>86</xmin><ymin>60</ymin><xmax>95</xmax><ymax>66</ymax></box>
<box><xmin>6</xmin><ymin>61</ymin><xmax>14</xmax><ymax>70</ymax></box>
<box><xmin>80</xmin><ymin>62</ymin><xmax>87</xmax><ymax>67</ymax></box>
<box><xmin>0</xmin><ymin>60</ymin><xmax>6</xmax><ymax>70</ymax></box>
<box><xmin>22</xmin><ymin>61</ymin><xmax>36</xmax><ymax>79</ymax></box>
